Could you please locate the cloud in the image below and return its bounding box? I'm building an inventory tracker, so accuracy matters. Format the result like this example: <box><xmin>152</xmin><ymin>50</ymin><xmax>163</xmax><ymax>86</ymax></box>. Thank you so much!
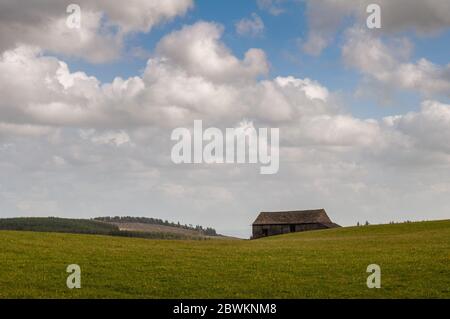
<box><xmin>0</xmin><ymin>22</ymin><xmax>270</xmax><ymax>129</ymax></box>
<box><xmin>257</xmin><ymin>0</ymin><xmax>285</xmax><ymax>16</ymax></box>
<box><xmin>80</xmin><ymin>129</ymin><xmax>132</xmax><ymax>147</ymax></box>
<box><xmin>286</xmin><ymin>115</ymin><xmax>382</xmax><ymax>148</ymax></box>
<box><xmin>301</xmin><ymin>33</ymin><xmax>330</xmax><ymax>57</ymax></box>
<box><xmin>0</xmin><ymin>123</ymin><xmax>54</xmax><ymax>139</ymax></box>
<box><xmin>342</xmin><ymin>28</ymin><xmax>450</xmax><ymax>97</ymax></box>
<box><xmin>236</xmin><ymin>13</ymin><xmax>265</xmax><ymax>37</ymax></box>
<box><xmin>2</xmin><ymin>22</ymin><xmax>447</xmax><ymax>159</ymax></box>
<box><xmin>155</xmin><ymin>22</ymin><xmax>269</xmax><ymax>83</ymax></box>
<box><xmin>302</xmin><ymin>0</ymin><xmax>450</xmax><ymax>55</ymax></box>
<box><xmin>275</xmin><ymin>77</ymin><xmax>329</xmax><ymax>101</ymax></box>
<box><xmin>0</xmin><ymin>0</ymin><xmax>193</xmax><ymax>63</ymax></box>
<box><xmin>0</xmin><ymin>21</ymin><xmax>447</xmax><ymax>164</ymax></box>
<box><xmin>385</xmin><ymin>100</ymin><xmax>450</xmax><ymax>153</ymax></box>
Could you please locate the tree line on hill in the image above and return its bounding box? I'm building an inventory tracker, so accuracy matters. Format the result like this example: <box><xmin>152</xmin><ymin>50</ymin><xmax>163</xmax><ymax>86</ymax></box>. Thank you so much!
<box><xmin>94</xmin><ymin>216</ymin><xmax>218</xmax><ymax>236</ymax></box>
<box><xmin>0</xmin><ymin>217</ymin><xmax>213</xmax><ymax>240</ymax></box>
<box><xmin>0</xmin><ymin>217</ymin><xmax>119</xmax><ymax>234</ymax></box>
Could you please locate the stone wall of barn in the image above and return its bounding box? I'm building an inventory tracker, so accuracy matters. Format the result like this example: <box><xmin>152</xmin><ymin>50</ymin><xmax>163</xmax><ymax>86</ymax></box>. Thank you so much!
<box><xmin>252</xmin><ymin>223</ymin><xmax>329</xmax><ymax>239</ymax></box>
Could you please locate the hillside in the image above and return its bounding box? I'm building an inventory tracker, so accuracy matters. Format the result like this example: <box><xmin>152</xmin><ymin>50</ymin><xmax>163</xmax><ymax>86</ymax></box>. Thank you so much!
<box><xmin>107</xmin><ymin>222</ymin><xmax>232</xmax><ymax>239</ymax></box>
<box><xmin>0</xmin><ymin>217</ymin><xmax>221</xmax><ymax>240</ymax></box>
<box><xmin>94</xmin><ymin>216</ymin><xmax>224</xmax><ymax>239</ymax></box>
<box><xmin>0</xmin><ymin>217</ymin><xmax>118</xmax><ymax>234</ymax></box>
<box><xmin>0</xmin><ymin>220</ymin><xmax>448</xmax><ymax>298</ymax></box>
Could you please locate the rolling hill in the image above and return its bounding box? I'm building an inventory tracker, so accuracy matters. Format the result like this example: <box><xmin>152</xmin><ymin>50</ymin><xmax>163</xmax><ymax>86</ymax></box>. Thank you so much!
<box><xmin>0</xmin><ymin>217</ymin><xmax>223</xmax><ymax>240</ymax></box>
<box><xmin>0</xmin><ymin>220</ymin><xmax>448</xmax><ymax>298</ymax></box>
<box><xmin>106</xmin><ymin>222</ymin><xmax>234</xmax><ymax>239</ymax></box>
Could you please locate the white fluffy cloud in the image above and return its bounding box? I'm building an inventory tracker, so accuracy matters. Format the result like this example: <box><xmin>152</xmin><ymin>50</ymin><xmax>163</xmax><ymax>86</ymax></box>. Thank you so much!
<box><xmin>0</xmin><ymin>22</ymin><xmax>274</xmax><ymax>129</ymax></box>
<box><xmin>1</xmin><ymin>20</ymin><xmax>447</xmax><ymax>157</ymax></box>
<box><xmin>156</xmin><ymin>22</ymin><xmax>269</xmax><ymax>83</ymax></box>
<box><xmin>343</xmin><ymin>28</ymin><xmax>450</xmax><ymax>97</ymax></box>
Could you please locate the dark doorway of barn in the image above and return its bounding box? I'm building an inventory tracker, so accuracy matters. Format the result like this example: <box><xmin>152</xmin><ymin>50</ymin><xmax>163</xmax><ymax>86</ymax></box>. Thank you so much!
<box><xmin>290</xmin><ymin>225</ymin><xmax>296</xmax><ymax>233</ymax></box>
<box><xmin>262</xmin><ymin>229</ymin><xmax>268</xmax><ymax>237</ymax></box>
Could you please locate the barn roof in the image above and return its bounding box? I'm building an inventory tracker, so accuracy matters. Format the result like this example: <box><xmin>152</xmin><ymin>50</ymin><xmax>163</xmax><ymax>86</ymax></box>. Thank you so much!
<box><xmin>253</xmin><ymin>209</ymin><xmax>337</xmax><ymax>226</ymax></box>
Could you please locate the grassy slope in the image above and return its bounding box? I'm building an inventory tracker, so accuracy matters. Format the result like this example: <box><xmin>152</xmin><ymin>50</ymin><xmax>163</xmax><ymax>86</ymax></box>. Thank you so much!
<box><xmin>0</xmin><ymin>220</ymin><xmax>448</xmax><ymax>299</ymax></box>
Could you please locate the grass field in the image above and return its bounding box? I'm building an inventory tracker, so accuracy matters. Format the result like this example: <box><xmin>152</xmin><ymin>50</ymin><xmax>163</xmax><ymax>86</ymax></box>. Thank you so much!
<box><xmin>0</xmin><ymin>220</ymin><xmax>449</xmax><ymax>298</ymax></box>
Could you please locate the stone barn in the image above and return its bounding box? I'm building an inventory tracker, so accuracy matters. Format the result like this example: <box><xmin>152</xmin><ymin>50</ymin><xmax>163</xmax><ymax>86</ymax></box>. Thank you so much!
<box><xmin>252</xmin><ymin>209</ymin><xmax>340</xmax><ymax>239</ymax></box>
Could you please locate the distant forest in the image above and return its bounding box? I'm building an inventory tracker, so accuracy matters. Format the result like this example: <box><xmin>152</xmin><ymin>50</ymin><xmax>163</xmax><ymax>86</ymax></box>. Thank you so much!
<box><xmin>94</xmin><ymin>216</ymin><xmax>218</xmax><ymax>236</ymax></box>
<box><xmin>0</xmin><ymin>217</ymin><xmax>118</xmax><ymax>234</ymax></box>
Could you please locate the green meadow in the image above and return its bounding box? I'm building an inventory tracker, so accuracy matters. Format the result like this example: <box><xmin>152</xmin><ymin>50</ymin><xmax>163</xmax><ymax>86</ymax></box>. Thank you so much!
<box><xmin>0</xmin><ymin>220</ymin><xmax>449</xmax><ymax>299</ymax></box>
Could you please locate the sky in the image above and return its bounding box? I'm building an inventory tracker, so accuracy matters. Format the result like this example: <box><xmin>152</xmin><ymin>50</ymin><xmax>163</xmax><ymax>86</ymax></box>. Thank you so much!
<box><xmin>0</xmin><ymin>0</ymin><xmax>449</xmax><ymax>238</ymax></box>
